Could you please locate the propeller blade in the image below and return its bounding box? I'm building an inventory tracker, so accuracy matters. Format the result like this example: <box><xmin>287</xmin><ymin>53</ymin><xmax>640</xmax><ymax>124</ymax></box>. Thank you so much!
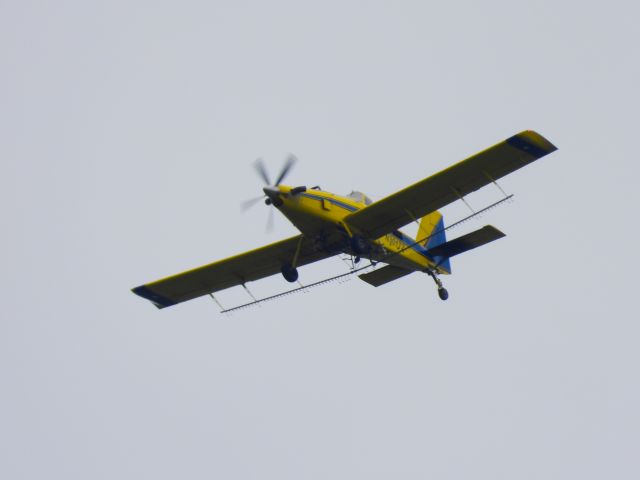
<box><xmin>241</xmin><ymin>195</ymin><xmax>266</xmax><ymax>211</ymax></box>
<box><xmin>253</xmin><ymin>158</ymin><xmax>271</xmax><ymax>185</ymax></box>
<box><xmin>274</xmin><ymin>154</ymin><xmax>297</xmax><ymax>186</ymax></box>
<box><xmin>266</xmin><ymin>206</ymin><xmax>275</xmax><ymax>233</ymax></box>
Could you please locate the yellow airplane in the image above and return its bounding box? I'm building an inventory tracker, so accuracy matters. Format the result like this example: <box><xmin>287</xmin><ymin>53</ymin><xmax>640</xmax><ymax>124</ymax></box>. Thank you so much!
<box><xmin>132</xmin><ymin>130</ymin><xmax>557</xmax><ymax>309</ymax></box>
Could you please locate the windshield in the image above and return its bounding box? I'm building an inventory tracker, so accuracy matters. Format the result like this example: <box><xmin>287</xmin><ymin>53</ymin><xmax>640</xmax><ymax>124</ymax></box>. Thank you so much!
<box><xmin>346</xmin><ymin>191</ymin><xmax>373</xmax><ymax>205</ymax></box>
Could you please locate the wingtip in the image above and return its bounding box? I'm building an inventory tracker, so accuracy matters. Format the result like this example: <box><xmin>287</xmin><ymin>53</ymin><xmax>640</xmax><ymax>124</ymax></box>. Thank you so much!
<box><xmin>131</xmin><ymin>285</ymin><xmax>176</xmax><ymax>309</ymax></box>
<box><xmin>506</xmin><ymin>131</ymin><xmax>557</xmax><ymax>159</ymax></box>
<box><xmin>483</xmin><ymin>225</ymin><xmax>507</xmax><ymax>239</ymax></box>
<box><xmin>518</xmin><ymin>130</ymin><xmax>558</xmax><ymax>154</ymax></box>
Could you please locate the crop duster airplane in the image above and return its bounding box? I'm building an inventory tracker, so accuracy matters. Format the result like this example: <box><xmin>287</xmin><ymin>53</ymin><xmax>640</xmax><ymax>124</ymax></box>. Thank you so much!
<box><xmin>132</xmin><ymin>130</ymin><xmax>557</xmax><ymax>310</ymax></box>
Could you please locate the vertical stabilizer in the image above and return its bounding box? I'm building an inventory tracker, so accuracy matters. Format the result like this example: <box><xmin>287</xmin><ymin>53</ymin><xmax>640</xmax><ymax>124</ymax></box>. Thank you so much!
<box><xmin>417</xmin><ymin>212</ymin><xmax>443</xmax><ymax>247</ymax></box>
<box><xmin>417</xmin><ymin>211</ymin><xmax>451</xmax><ymax>273</ymax></box>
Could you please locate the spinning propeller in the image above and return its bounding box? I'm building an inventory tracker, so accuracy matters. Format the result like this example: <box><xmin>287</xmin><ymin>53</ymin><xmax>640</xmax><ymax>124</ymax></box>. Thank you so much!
<box><xmin>241</xmin><ymin>154</ymin><xmax>302</xmax><ymax>232</ymax></box>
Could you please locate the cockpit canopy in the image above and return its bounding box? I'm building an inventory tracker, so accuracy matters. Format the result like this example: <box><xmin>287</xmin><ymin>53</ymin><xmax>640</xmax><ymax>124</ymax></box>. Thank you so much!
<box><xmin>346</xmin><ymin>191</ymin><xmax>373</xmax><ymax>205</ymax></box>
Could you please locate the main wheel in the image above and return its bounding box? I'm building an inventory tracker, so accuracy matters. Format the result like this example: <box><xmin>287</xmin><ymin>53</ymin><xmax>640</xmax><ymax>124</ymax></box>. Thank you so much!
<box><xmin>438</xmin><ymin>287</ymin><xmax>449</xmax><ymax>301</ymax></box>
<box><xmin>281</xmin><ymin>264</ymin><xmax>299</xmax><ymax>283</ymax></box>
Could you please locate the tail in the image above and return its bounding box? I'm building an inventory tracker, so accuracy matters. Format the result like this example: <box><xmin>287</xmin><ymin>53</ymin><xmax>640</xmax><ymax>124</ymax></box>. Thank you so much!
<box><xmin>416</xmin><ymin>211</ymin><xmax>451</xmax><ymax>274</ymax></box>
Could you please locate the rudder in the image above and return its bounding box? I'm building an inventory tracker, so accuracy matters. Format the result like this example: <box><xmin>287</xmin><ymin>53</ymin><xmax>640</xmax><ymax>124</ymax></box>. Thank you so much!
<box><xmin>417</xmin><ymin>212</ymin><xmax>445</xmax><ymax>248</ymax></box>
<box><xmin>416</xmin><ymin>211</ymin><xmax>451</xmax><ymax>274</ymax></box>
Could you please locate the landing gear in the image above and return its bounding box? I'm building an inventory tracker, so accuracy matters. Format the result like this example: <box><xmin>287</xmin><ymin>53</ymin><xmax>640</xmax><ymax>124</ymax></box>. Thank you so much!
<box><xmin>426</xmin><ymin>269</ymin><xmax>449</xmax><ymax>301</ymax></box>
<box><xmin>281</xmin><ymin>263</ymin><xmax>299</xmax><ymax>283</ymax></box>
<box><xmin>350</xmin><ymin>236</ymin><xmax>369</xmax><ymax>256</ymax></box>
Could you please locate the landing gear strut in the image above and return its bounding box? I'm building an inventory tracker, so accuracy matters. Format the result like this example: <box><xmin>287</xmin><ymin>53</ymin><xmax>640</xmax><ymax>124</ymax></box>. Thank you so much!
<box><xmin>426</xmin><ymin>269</ymin><xmax>449</xmax><ymax>301</ymax></box>
<box><xmin>350</xmin><ymin>236</ymin><xmax>369</xmax><ymax>256</ymax></box>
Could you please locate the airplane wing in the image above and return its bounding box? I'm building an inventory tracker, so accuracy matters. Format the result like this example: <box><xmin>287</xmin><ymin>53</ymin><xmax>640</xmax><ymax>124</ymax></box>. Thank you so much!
<box><xmin>132</xmin><ymin>235</ymin><xmax>333</xmax><ymax>309</ymax></box>
<box><xmin>344</xmin><ymin>130</ymin><xmax>557</xmax><ymax>239</ymax></box>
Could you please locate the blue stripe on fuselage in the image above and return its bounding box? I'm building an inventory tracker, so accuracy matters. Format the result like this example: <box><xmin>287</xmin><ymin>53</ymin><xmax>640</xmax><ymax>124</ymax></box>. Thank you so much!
<box><xmin>298</xmin><ymin>193</ymin><xmax>359</xmax><ymax>212</ymax></box>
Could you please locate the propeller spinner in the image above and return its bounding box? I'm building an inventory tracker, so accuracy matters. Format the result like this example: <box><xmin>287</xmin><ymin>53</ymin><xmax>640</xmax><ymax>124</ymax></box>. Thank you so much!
<box><xmin>241</xmin><ymin>154</ymin><xmax>300</xmax><ymax>232</ymax></box>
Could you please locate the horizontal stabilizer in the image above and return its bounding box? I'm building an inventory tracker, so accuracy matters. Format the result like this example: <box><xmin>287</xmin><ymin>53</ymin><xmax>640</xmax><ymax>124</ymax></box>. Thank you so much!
<box><xmin>426</xmin><ymin>225</ymin><xmax>505</xmax><ymax>259</ymax></box>
<box><xmin>359</xmin><ymin>265</ymin><xmax>414</xmax><ymax>287</ymax></box>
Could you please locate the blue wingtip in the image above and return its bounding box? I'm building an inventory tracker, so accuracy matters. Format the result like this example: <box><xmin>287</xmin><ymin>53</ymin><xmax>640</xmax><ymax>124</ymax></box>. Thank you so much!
<box><xmin>132</xmin><ymin>285</ymin><xmax>177</xmax><ymax>309</ymax></box>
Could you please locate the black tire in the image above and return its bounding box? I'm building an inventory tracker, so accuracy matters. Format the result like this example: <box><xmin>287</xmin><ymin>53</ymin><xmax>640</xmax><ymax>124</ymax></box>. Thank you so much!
<box><xmin>281</xmin><ymin>264</ymin><xmax>299</xmax><ymax>283</ymax></box>
<box><xmin>438</xmin><ymin>287</ymin><xmax>449</xmax><ymax>301</ymax></box>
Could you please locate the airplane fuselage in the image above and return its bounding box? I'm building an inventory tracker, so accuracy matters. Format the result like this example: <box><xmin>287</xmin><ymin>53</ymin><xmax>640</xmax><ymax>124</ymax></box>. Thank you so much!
<box><xmin>273</xmin><ymin>185</ymin><xmax>448</xmax><ymax>274</ymax></box>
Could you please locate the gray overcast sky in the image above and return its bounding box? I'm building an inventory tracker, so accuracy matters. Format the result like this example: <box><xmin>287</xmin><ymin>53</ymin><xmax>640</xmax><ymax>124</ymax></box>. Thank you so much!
<box><xmin>2</xmin><ymin>1</ymin><xmax>639</xmax><ymax>478</ymax></box>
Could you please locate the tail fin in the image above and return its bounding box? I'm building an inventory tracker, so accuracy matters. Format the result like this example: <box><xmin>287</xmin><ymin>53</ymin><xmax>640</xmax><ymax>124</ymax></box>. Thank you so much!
<box><xmin>417</xmin><ymin>211</ymin><xmax>445</xmax><ymax>248</ymax></box>
<box><xmin>417</xmin><ymin>211</ymin><xmax>451</xmax><ymax>274</ymax></box>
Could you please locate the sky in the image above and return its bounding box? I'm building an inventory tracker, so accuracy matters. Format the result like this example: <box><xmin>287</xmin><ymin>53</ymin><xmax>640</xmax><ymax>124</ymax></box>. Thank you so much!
<box><xmin>2</xmin><ymin>0</ymin><xmax>640</xmax><ymax>478</ymax></box>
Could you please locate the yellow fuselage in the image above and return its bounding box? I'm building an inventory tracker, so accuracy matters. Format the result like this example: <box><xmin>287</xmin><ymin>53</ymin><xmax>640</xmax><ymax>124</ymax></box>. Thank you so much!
<box><xmin>275</xmin><ymin>185</ymin><xmax>446</xmax><ymax>274</ymax></box>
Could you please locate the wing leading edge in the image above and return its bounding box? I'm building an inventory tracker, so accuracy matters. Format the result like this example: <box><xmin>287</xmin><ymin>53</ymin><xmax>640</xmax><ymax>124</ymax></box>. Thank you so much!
<box><xmin>344</xmin><ymin>130</ymin><xmax>557</xmax><ymax>239</ymax></box>
<box><xmin>132</xmin><ymin>235</ymin><xmax>334</xmax><ymax>309</ymax></box>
